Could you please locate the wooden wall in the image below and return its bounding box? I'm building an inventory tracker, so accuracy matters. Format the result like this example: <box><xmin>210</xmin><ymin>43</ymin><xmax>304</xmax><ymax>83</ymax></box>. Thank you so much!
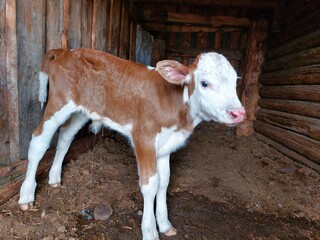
<box><xmin>0</xmin><ymin>0</ymin><xmax>135</xmax><ymax>205</ymax></box>
<box><xmin>256</xmin><ymin>0</ymin><xmax>320</xmax><ymax>172</ymax></box>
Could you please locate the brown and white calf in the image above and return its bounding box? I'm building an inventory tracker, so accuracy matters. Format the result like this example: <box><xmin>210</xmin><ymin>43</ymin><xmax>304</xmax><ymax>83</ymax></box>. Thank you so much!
<box><xmin>19</xmin><ymin>48</ymin><xmax>245</xmax><ymax>240</ymax></box>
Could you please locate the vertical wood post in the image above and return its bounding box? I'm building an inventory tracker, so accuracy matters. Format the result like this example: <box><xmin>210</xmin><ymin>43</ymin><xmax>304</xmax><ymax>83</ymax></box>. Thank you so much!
<box><xmin>62</xmin><ymin>0</ymin><xmax>70</xmax><ymax>50</ymax></box>
<box><xmin>91</xmin><ymin>0</ymin><xmax>97</xmax><ymax>49</ymax></box>
<box><xmin>6</xmin><ymin>0</ymin><xmax>19</xmax><ymax>161</ymax></box>
<box><xmin>107</xmin><ymin>0</ymin><xmax>114</xmax><ymax>53</ymax></box>
<box><xmin>236</xmin><ymin>19</ymin><xmax>268</xmax><ymax>136</ymax></box>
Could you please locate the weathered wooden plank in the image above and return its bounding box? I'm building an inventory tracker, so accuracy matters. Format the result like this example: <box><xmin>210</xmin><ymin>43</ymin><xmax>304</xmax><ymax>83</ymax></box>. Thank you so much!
<box><xmin>0</xmin><ymin>0</ymin><xmax>9</xmax><ymax>165</ymax></box>
<box><xmin>266</xmin><ymin>29</ymin><xmax>320</xmax><ymax>61</ymax></box>
<box><xmin>151</xmin><ymin>39</ymin><xmax>165</xmax><ymax>67</ymax></box>
<box><xmin>197</xmin><ymin>31</ymin><xmax>207</xmax><ymax>49</ymax></box>
<box><xmin>254</xmin><ymin>120</ymin><xmax>320</xmax><ymax>164</ymax></box>
<box><xmin>111</xmin><ymin>0</ymin><xmax>121</xmax><ymax>56</ymax></box>
<box><xmin>281</xmin><ymin>0</ymin><xmax>320</xmax><ymax>30</ymax></box>
<box><xmin>17</xmin><ymin>0</ymin><xmax>46</xmax><ymax>159</ymax></box>
<box><xmin>264</xmin><ymin>46</ymin><xmax>320</xmax><ymax>73</ymax></box>
<box><xmin>129</xmin><ymin>21</ymin><xmax>136</xmax><ymax>61</ymax></box>
<box><xmin>270</xmin><ymin>8</ymin><xmax>320</xmax><ymax>47</ymax></box>
<box><xmin>134</xmin><ymin>0</ymin><xmax>279</xmax><ymax>9</ymax></box>
<box><xmin>257</xmin><ymin>109</ymin><xmax>320</xmax><ymax>141</ymax></box>
<box><xmin>256</xmin><ymin>133</ymin><xmax>320</xmax><ymax>172</ymax></box>
<box><xmin>0</xmin><ymin>135</ymin><xmax>97</xmax><ymax>206</ymax></box>
<box><xmin>166</xmin><ymin>12</ymin><xmax>250</xmax><ymax>27</ymax></box>
<box><xmin>62</xmin><ymin>0</ymin><xmax>70</xmax><ymax>50</ymax></box>
<box><xmin>236</xmin><ymin>19</ymin><xmax>268</xmax><ymax>136</ymax></box>
<box><xmin>141</xmin><ymin>23</ymin><xmax>245</xmax><ymax>33</ymax></box>
<box><xmin>7</xmin><ymin>0</ymin><xmax>20</xmax><ymax>161</ymax></box>
<box><xmin>107</xmin><ymin>0</ymin><xmax>113</xmax><ymax>53</ymax></box>
<box><xmin>118</xmin><ymin>0</ymin><xmax>125</xmax><ymax>58</ymax></box>
<box><xmin>230</xmin><ymin>31</ymin><xmax>240</xmax><ymax>49</ymax></box>
<box><xmin>260</xmin><ymin>65</ymin><xmax>320</xmax><ymax>85</ymax></box>
<box><xmin>46</xmin><ymin>0</ymin><xmax>63</xmax><ymax>50</ymax></box>
<box><xmin>68</xmin><ymin>0</ymin><xmax>82</xmax><ymax>49</ymax></box>
<box><xmin>258</xmin><ymin>99</ymin><xmax>320</xmax><ymax>119</ymax></box>
<box><xmin>81</xmin><ymin>0</ymin><xmax>93</xmax><ymax>48</ymax></box>
<box><xmin>93</xmin><ymin>0</ymin><xmax>107</xmax><ymax>51</ymax></box>
<box><xmin>166</xmin><ymin>47</ymin><xmax>244</xmax><ymax>61</ymax></box>
<box><xmin>259</xmin><ymin>85</ymin><xmax>320</xmax><ymax>102</ymax></box>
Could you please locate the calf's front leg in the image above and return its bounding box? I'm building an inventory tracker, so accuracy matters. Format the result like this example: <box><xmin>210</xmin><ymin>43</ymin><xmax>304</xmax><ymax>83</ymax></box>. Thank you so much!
<box><xmin>156</xmin><ymin>154</ymin><xmax>177</xmax><ymax>236</ymax></box>
<box><xmin>134</xmin><ymin>136</ymin><xmax>159</xmax><ymax>240</ymax></box>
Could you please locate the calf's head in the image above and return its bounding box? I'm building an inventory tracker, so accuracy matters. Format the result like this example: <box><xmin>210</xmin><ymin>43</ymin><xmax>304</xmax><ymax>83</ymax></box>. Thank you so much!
<box><xmin>157</xmin><ymin>52</ymin><xmax>246</xmax><ymax>126</ymax></box>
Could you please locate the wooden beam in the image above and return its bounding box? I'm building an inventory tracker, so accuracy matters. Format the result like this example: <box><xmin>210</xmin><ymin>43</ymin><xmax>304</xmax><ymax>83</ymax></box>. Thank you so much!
<box><xmin>167</xmin><ymin>12</ymin><xmax>250</xmax><ymax>27</ymax></box>
<box><xmin>91</xmin><ymin>0</ymin><xmax>98</xmax><ymax>49</ymax></box>
<box><xmin>151</xmin><ymin>39</ymin><xmax>165</xmax><ymax>67</ymax></box>
<box><xmin>258</xmin><ymin>99</ymin><xmax>320</xmax><ymax>119</ymax></box>
<box><xmin>46</xmin><ymin>0</ymin><xmax>63</xmax><ymax>50</ymax></box>
<box><xmin>134</xmin><ymin>0</ymin><xmax>280</xmax><ymax>9</ymax></box>
<box><xmin>260</xmin><ymin>65</ymin><xmax>320</xmax><ymax>86</ymax></box>
<box><xmin>236</xmin><ymin>19</ymin><xmax>268</xmax><ymax>137</ymax></box>
<box><xmin>257</xmin><ymin>109</ymin><xmax>320</xmax><ymax>141</ymax></box>
<box><xmin>266</xmin><ymin>29</ymin><xmax>320</xmax><ymax>61</ymax></box>
<box><xmin>254</xmin><ymin>120</ymin><xmax>320</xmax><ymax>164</ymax></box>
<box><xmin>270</xmin><ymin>8</ymin><xmax>320</xmax><ymax>47</ymax></box>
<box><xmin>62</xmin><ymin>0</ymin><xmax>70</xmax><ymax>51</ymax></box>
<box><xmin>263</xmin><ymin>46</ymin><xmax>320</xmax><ymax>73</ymax></box>
<box><xmin>16</xmin><ymin>0</ymin><xmax>46</xmax><ymax>158</ymax></box>
<box><xmin>166</xmin><ymin>47</ymin><xmax>244</xmax><ymax>61</ymax></box>
<box><xmin>260</xmin><ymin>85</ymin><xmax>320</xmax><ymax>102</ymax></box>
<box><xmin>6</xmin><ymin>0</ymin><xmax>20</xmax><ymax>161</ymax></box>
<box><xmin>0</xmin><ymin>0</ymin><xmax>10</xmax><ymax>165</ymax></box>
<box><xmin>256</xmin><ymin>133</ymin><xmax>320</xmax><ymax>173</ymax></box>
<box><xmin>141</xmin><ymin>22</ymin><xmax>245</xmax><ymax>33</ymax></box>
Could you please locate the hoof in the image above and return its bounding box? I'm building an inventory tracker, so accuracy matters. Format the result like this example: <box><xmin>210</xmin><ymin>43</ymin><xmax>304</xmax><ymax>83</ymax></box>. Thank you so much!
<box><xmin>19</xmin><ymin>202</ymin><xmax>33</xmax><ymax>211</ymax></box>
<box><xmin>164</xmin><ymin>227</ymin><xmax>177</xmax><ymax>236</ymax></box>
<box><xmin>50</xmin><ymin>183</ymin><xmax>61</xmax><ymax>188</ymax></box>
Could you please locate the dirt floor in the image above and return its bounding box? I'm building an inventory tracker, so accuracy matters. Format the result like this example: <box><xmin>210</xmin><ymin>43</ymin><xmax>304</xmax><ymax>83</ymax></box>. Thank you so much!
<box><xmin>1</xmin><ymin>122</ymin><xmax>320</xmax><ymax>240</ymax></box>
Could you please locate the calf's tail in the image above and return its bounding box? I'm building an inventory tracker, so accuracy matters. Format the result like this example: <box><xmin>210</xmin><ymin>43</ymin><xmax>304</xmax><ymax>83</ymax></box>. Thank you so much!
<box><xmin>38</xmin><ymin>49</ymin><xmax>66</xmax><ymax>109</ymax></box>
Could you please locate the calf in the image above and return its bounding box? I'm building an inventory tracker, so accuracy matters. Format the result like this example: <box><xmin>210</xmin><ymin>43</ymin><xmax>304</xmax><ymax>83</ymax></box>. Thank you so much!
<box><xmin>19</xmin><ymin>48</ymin><xmax>245</xmax><ymax>240</ymax></box>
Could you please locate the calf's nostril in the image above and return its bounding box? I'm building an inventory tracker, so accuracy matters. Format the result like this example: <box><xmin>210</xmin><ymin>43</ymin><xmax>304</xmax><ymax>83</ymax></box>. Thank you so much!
<box><xmin>229</xmin><ymin>108</ymin><xmax>246</xmax><ymax>120</ymax></box>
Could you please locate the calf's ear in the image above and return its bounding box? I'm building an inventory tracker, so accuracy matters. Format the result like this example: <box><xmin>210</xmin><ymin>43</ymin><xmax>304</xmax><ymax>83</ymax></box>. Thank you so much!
<box><xmin>156</xmin><ymin>60</ymin><xmax>189</xmax><ymax>85</ymax></box>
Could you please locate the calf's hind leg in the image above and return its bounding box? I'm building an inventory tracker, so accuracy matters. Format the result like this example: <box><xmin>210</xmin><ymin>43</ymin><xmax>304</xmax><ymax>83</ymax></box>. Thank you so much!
<box><xmin>19</xmin><ymin>102</ymin><xmax>77</xmax><ymax>210</ymax></box>
<box><xmin>48</xmin><ymin>112</ymin><xmax>88</xmax><ymax>187</ymax></box>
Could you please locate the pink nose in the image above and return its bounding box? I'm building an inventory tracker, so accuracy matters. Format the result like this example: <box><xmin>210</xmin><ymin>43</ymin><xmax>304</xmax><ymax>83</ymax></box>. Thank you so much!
<box><xmin>229</xmin><ymin>107</ymin><xmax>246</xmax><ymax>123</ymax></box>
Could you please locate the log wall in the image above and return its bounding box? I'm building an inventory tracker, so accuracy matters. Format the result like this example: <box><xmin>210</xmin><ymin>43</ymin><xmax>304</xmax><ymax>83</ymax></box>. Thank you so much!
<box><xmin>0</xmin><ymin>0</ymin><xmax>135</xmax><ymax>205</ymax></box>
<box><xmin>256</xmin><ymin>0</ymin><xmax>320</xmax><ymax>172</ymax></box>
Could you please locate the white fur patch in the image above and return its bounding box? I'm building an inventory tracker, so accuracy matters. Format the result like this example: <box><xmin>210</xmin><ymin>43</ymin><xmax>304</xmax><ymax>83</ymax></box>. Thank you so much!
<box><xmin>141</xmin><ymin>174</ymin><xmax>159</xmax><ymax>240</ymax></box>
<box><xmin>156</xmin><ymin>154</ymin><xmax>172</xmax><ymax>233</ymax></box>
<box><xmin>38</xmin><ymin>71</ymin><xmax>49</xmax><ymax>109</ymax></box>
<box><xmin>76</xmin><ymin>105</ymin><xmax>133</xmax><ymax>141</ymax></box>
<box><xmin>155</xmin><ymin>126</ymin><xmax>190</xmax><ymax>158</ymax></box>
<box><xmin>147</xmin><ymin>66</ymin><xmax>156</xmax><ymax>70</ymax></box>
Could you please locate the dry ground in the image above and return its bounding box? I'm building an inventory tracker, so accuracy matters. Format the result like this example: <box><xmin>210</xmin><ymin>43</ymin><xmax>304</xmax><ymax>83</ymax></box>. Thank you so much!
<box><xmin>1</xmin><ymin>122</ymin><xmax>319</xmax><ymax>240</ymax></box>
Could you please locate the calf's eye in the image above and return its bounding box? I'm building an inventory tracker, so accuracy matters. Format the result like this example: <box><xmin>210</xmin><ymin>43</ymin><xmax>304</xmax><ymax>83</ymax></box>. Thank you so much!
<box><xmin>201</xmin><ymin>80</ymin><xmax>209</xmax><ymax>88</ymax></box>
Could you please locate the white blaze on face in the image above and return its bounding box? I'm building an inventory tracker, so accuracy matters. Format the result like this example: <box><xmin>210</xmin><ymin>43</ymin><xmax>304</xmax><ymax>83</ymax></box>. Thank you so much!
<box><xmin>190</xmin><ymin>53</ymin><xmax>245</xmax><ymax>125</ymax></box>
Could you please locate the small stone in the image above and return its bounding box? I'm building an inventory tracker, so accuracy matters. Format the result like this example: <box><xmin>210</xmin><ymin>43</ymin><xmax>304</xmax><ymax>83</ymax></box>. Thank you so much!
<box><xmin>57</xmin><ymin>225</ymin><xmax>66</xmax><ymax>233</ymax></box>
<box><xmin>137</xmin><ymin>210</ymin><xmax>143</xmax><ymax>216</ymax></box>
<box><xmin>277</xmin><ymin>166</ymin><xmax>296</xmax><ymax>174</ymax></box>
<box><xmin>94</xmin><ymin>203</ymin><xmax>113</xmax><ymax>221</ymax></box>
<box><xmin>296</xmin><ymin>211</ymin><xmax>306</xmax><ymax>218</ymax></box>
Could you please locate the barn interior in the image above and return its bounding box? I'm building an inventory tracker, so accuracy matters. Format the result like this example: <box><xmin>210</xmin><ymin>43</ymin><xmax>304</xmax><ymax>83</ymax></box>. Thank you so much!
<box><xmin>0</xmin><ymin>0</ymin><xmax>319</xmax><ymax>239</ymax></box>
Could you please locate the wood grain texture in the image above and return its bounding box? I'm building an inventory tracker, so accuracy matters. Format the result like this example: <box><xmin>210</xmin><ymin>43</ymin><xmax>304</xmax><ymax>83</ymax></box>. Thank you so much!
<box><xmin>0</xmin><ymin>0</ymin><xmax>9</xmax><ymax>165</ymax></box>
<box><xmin>257</xmin><ymin>109</ymin><xmax>320</xmax><ymax>141</ymax></box>
<box><xmin>258</xmin><ymin>99</ymin><xmax>320</xmax><ymax>119</ymax></box>
<box><xmin>46</xmin><ymin>0</ymin><xmax>63</xmax><ymax>50</ymax></box>
<box><xmin>16</xmin><ymin>0</ymin><xmax>46</xmax><ymax>159</ymax></box>
<box><xmin>254</xmin><ymin>120</ymin><xmax>320</xmax><ymax>164</ymax></box>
